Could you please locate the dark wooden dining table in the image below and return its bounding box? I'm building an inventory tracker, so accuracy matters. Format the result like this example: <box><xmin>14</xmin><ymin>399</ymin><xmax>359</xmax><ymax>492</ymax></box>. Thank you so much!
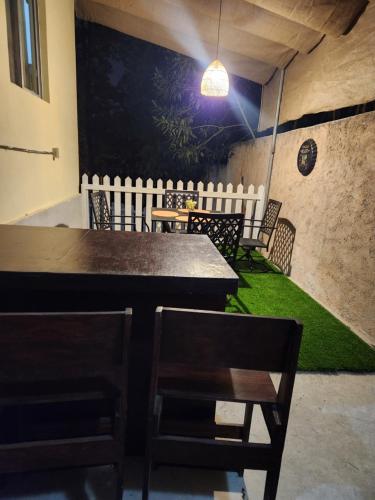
<box><xmin>0</xmin><ymin>224</ymin><xmax>238</xmax><ymax>453</ymax></box>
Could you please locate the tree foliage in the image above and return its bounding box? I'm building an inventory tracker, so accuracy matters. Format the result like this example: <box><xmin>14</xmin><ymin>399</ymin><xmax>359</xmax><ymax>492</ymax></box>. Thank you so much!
<box><xmin>152</xmin><ymin>54</ymin><xmax>255</xmax><ymax>168</ymax></box>
<box><xmin>76</xmin><ymin>20</ymin><xmax>261</xmax><ymax>181</ymax></box>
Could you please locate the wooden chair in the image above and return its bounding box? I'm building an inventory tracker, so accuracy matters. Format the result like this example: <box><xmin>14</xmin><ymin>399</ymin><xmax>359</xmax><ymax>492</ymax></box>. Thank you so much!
<box><xmin>143</xmin><ymin>307</ymin><xmax>302</xmax><ymax>500</ymax></box>
<box><xmin>90</xmin><ymin>190</ymin><xmax>149</xmax><ymax>231</ymax></box>
<box><xmin>269</xmin><ymin>218</ymin><xmax>296</xmax><ymax>276</ymax></box>
<box><xmin>238</xmin><ymin>199</ymin><xmax>282</xmax><ymax>269</ymax></box>
<box><xmin>0</xmin><ymin>309</ymin><xmax>132</xmax><ymax>499</ymax></box>
<box><xmin>187</xmin><ymin>212</ymin><xmax>244</xmax><ymax>264</ymax></box>
<box><xmin>164</xmin><ymin>189</ymin><xmax>199</xmax><ymax>209</ymax></box>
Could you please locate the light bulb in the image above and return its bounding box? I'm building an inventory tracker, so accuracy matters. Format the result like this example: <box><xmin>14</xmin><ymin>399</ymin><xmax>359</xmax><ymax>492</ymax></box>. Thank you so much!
<box><xmin>201</xmin><ymin>59</ymin><xmax>229</xmax><ymax>97</ymax></box>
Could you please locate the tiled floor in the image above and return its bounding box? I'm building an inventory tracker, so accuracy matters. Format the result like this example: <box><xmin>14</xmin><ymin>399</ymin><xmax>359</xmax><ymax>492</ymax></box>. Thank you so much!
<box><xmin>0</xmin><ymin>374</ymin><xmax>374</xmax><ymax>499</ymax></box>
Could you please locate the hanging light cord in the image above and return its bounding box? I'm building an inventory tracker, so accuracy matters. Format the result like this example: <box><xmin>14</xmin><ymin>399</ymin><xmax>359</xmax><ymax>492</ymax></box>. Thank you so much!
<box><xmin>216</xmin><ymin>0</ymin><xmax>223</xmax><ymax>59</ymax></box>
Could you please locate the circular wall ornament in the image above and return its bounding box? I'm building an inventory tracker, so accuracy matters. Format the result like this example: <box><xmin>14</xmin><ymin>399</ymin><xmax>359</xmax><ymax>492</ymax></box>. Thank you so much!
<box><xmin>297</xmin><ymin>139</ymin><xmax>317</xmax><ymax>176</ymax></box>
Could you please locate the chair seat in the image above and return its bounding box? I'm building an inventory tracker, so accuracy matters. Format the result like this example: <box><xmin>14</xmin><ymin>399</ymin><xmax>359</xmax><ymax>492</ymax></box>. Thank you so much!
<box><xmin>158</xmin><ymin>364</ymin><xmax>277</xmax><ymax>404</ymax></box>
<box><xmin>240</xmin><ymin>238</ymin><xmax>267</xmax><ymax>249</ymax></box>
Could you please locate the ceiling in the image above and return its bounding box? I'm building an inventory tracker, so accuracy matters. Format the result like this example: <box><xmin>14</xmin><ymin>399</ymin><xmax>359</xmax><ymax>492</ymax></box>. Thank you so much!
<box><xmin>75</xmin><ymin>0</ymin><xmax>368</xmax><ymax>84</ymax></box>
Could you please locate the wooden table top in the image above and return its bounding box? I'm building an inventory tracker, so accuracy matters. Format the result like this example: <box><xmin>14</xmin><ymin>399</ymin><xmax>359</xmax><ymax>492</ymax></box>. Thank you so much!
<box><xmin>151</xmin><ymin>207</ymin><xmax>211</xmax><ymax>222</ymax></box>
<box><xmin>0</xmin><ymin>225</ymin><xmax>238</xmax><ymax>294</ymax></box>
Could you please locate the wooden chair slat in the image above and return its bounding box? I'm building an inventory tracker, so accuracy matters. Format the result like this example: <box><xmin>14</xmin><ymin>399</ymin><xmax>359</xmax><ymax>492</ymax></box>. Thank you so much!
<box><xmin>160</xmin><ymin>309</ymin><xmax>299</xmax><ymax>372</ymax></box>
<box><xmin>0</xmin><ymin>312</ymin><xmax>124</xmax><ymax>373</ymax></box>
<box><xmin>0</xmin><ymin>435</ymin><xmax>120</xmax><ymax>473</ymax></box>
<box><xmin>152</xmin><ymin>436</ymin><xmax>276</xmax><ymax>471</ymax></box>
<box><xmin>159</xmin><ymin>365</ymin><xmax>277</xmax><ymax>404</ymax></box>
<box><xmin>160</xmin><ymin>420</ymin><xmax>244</xmax><ymax>440</ymax></box>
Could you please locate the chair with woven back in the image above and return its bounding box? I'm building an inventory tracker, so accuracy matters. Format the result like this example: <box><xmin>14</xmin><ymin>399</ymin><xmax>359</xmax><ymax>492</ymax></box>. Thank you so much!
<box><xmin>161</xmin><ymin>189</ymin><xmax>200</xmax><ymax>233</ymax></box>
<box><xmin>90</xmin><ymin>190</ymin><xmax>149</xmax><ymax>231</ymax></box>
<box><xmin>238</xmin><ymin>199</ymin><xmax>282</xmax><ymax>269</ymax></box>
<box><xmin>0</xmin><ymin>309</ymin><xmax>132</xmax><ymax>500</ymax></box>
<box><xmin>187</xmin><ymin>212</ymin><xmax>244</xmax><ymax>264</ymax></box>
<box><xmin>164</xmin><ymin>189</ymin><xmax>199</xmax><ymax>209</ymax></box>
<box><xmin>143</xmin><ymin>307</ymin><xmax>303</xmax><ymax>500</ymax></box>
<box><xmin>268</xmin><ymin>218</ymin><xmax>296</xmax><ymax>276</ymax></box>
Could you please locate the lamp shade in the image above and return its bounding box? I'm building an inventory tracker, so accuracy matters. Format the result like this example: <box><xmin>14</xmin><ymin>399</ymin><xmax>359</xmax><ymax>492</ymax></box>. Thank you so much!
<box><xmin>201</xmin><ymin>59</ymin><xmax>229</xmax><ymax>97</ymax></box>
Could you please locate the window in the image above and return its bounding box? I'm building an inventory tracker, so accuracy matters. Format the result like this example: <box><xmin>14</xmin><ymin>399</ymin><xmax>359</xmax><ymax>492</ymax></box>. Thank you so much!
<box><xmin>5</xmin><ymin>0</ymin><xmax>48</xmax><ymax>99</ymax></box>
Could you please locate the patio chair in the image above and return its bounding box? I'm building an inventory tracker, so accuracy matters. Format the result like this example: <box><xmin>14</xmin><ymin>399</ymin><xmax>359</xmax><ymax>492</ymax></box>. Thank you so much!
<box><xmin>164</xmin><ymin>189</ymin><xmax>199</xmax><ymax>209</ymax></box>
<box><xmin>161</xmin><ymin>189</ymin><xmax>200</xmax><ymax>233</ymax></box>
<box><xmin>269</xmin><ymin>218</ymin><xmax>296</xmax><ymax>276</ymax></box>
<box><xmin>187</xmin><ymin>212</ymin><xmax>244</xmax><ymax>264</ymax></box>
<box><xmin>0</xmin><ymin>309</ymin><xmax>132</xmax><ymax>500</ymax></box>
<box><xmin>90</xmin><ymin>190</ymin><xmax>149</xmax><ymax>231</ymax></box>
<box><xmin>238</xmin><ymin>199</ymin><xmax>282</xmax><ymax>270</ymax></box>
<box><xmin>143</xmin><ymin>307</ymin><xmax>303</xmax><ymax>500</ymax></box>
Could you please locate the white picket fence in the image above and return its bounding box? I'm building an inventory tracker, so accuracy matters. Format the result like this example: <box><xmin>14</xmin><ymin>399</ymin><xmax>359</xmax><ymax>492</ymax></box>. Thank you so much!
<box><xmin>81</xmin><ymin>174</ymin><xmax>265</xmax><ymax>237</ymax></box>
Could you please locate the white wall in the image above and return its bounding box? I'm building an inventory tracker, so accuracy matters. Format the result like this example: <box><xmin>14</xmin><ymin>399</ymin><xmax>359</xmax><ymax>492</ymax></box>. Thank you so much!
<box><xmin>14</xmin><ymin>194</ymin><xmax>82</xmax><ymax>228</ymax></box>
<box><xmin>0</xmin><ymin>0</ymin><xmax>79</xmax><ymax>224</ymax></box>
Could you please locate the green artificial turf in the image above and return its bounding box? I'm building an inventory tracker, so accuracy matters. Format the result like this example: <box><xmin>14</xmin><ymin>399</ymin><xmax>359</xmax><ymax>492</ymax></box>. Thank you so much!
<box><xmin>226</xmin><ymin>255</ymin><xmax>375</xmax><ymax>372</ymax></box>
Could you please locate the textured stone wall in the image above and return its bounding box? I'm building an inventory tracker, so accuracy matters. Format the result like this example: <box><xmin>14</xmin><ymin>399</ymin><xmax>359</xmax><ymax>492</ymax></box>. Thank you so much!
<box><xmin>227</xmin><ymin>139</ymin><xmax>269</xmax><ymax>188</ymax></box>
<box><xmin>226</xmin><ymin>111</ymin><xmax>375</xmax><ymax>343</ymax></box>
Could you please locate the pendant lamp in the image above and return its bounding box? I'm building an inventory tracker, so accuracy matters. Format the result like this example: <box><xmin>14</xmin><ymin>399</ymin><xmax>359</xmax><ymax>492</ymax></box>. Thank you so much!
<box><xmin>201</xmin><ymin>0</ymin><xmax>229</xmax><ymax>97</ymax></box>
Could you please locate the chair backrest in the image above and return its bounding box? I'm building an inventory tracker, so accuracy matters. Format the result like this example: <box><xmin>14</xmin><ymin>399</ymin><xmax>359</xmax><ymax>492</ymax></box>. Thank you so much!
<box><xmin>90</xmin><ymin>191</ymin><xmax>111</xmax><ymax>230</ymax></box>
<box><xmin>164</xmin><ymin>189</ymin><xmax>199</xmax><ymax>209</ymax></box>
<box><xmin>187</xmin><ymin>212</ymin><xmax>244</xmax><ymax>263</ymax></box>
<box><xmin>0</xmin><ymin>310</ymin><xmax>132</xmax><ymax>386</ymax></box>
<box><xmin>151</xmin><ymin>307</ymin><xmax>302</xmax><ymax>413</ymax></box>
<box><xmin>269</xmin><ymin>218</ymin><xmax>296</xmax><ymax>276</ymax></box>
<box><xmin>156</xmin><ymin>308</ymin><xmax>301</xmax><ymax>373</ymax></box>
<box><xmin>258</xmin><ymin>199</ymin><xmax>282</xmax><ymax>248</ymax></box>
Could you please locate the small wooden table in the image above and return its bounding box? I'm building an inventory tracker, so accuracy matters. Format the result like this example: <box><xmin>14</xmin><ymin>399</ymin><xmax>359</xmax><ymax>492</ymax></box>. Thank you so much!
<box><xmin>0</xmin><ymin>225</ymin><xmax>238</xmax><ymax>454</ymax></box>
<box><xmin>151</xmin><ymin>207</ymin><xmax>212</xmax><ymax>232</ymax></box>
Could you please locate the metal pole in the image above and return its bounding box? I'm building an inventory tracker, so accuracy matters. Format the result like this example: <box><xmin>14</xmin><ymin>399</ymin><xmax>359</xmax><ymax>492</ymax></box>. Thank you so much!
<box><xmin>264</xmin><ymin>68</ymin><xmax>285</xmax><ymax>207</ymax></box>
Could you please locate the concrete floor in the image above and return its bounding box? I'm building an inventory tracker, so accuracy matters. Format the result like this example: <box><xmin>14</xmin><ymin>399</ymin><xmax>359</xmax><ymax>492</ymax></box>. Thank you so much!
<box><xmin>0</xmin><ymin>373</ymin><xmax>374</xmax><ymax>499</ymax></box>
<box><xmin>222</xmin><ymin>373</ymin><xmax>375</xmax><ymax>500</ymax></box>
